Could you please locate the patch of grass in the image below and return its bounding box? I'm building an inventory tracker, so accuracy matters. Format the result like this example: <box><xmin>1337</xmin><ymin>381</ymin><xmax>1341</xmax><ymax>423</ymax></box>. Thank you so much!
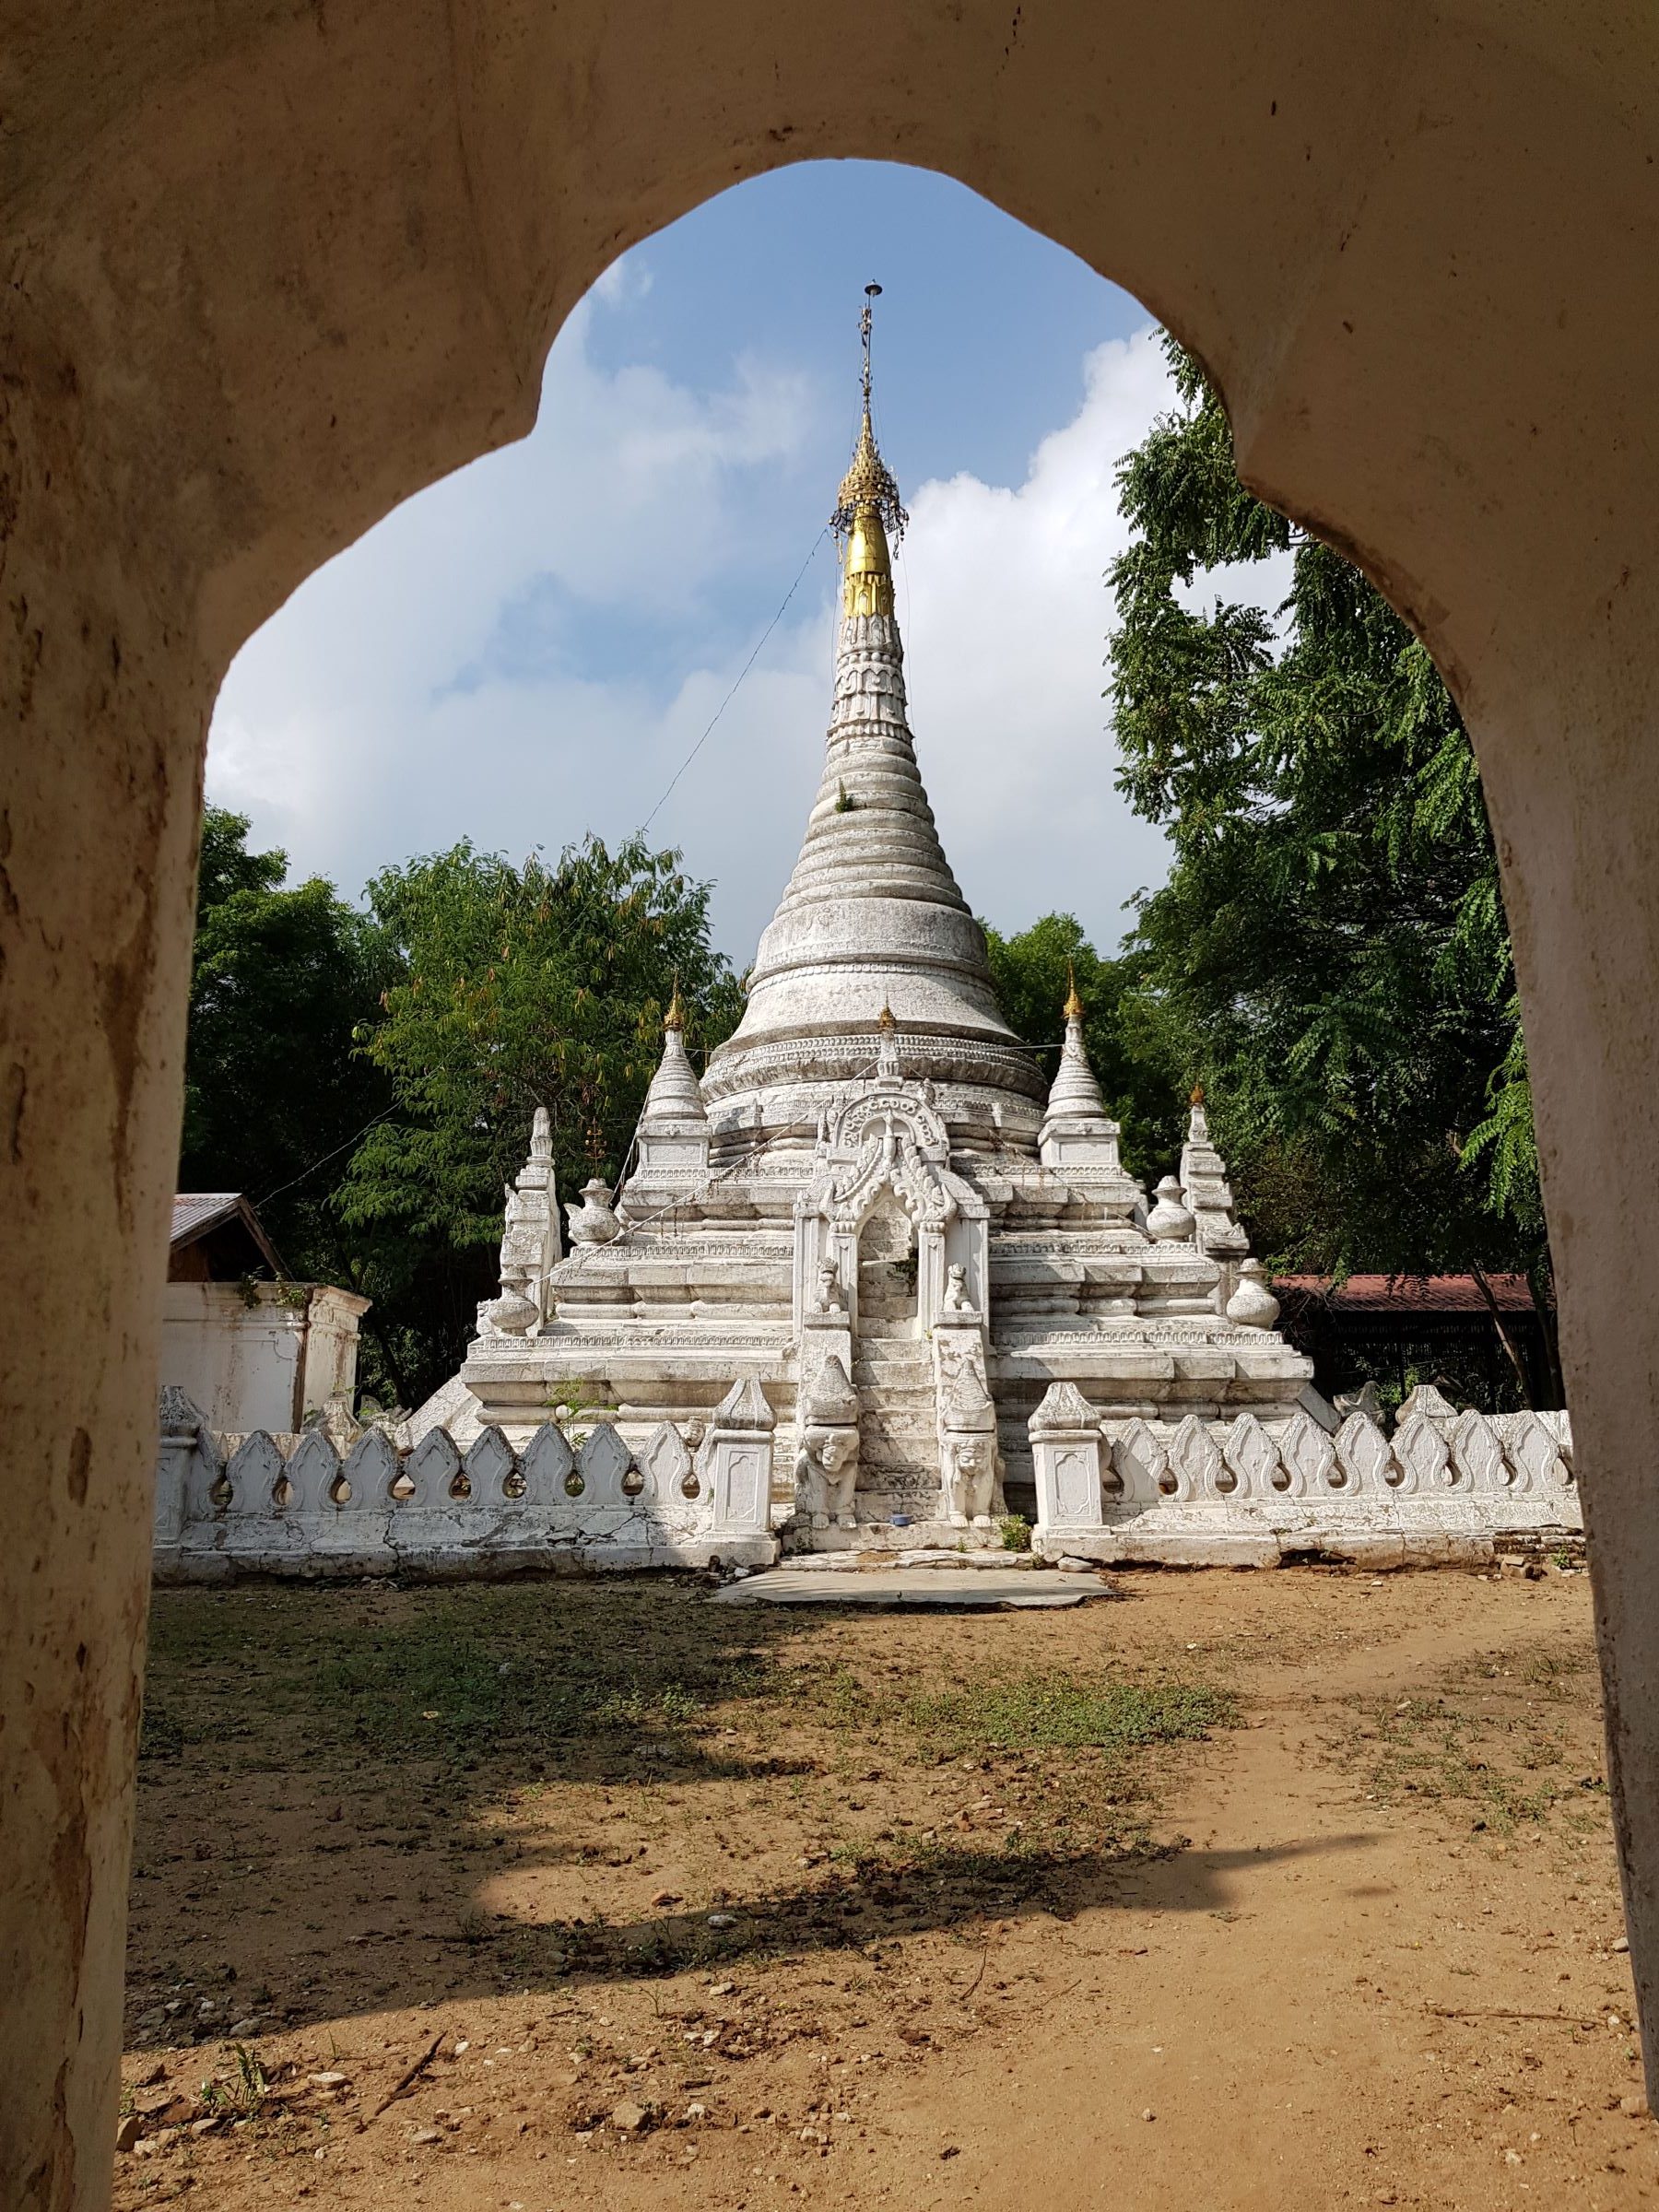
<box><xmin>593</xmin><ymin>1680</ymin><xmax>704</xmax><ymax>1731</ymax></box>
<box><xmin>999</xmin><ymin>1513</ymin><xmax>1031</xmax><ymax>1553</ymax></box>
<box><xmin>1341</xmin><ymin>1641</ymin><xmax>1599</xmax><ymax>1839</ymax></box>
<box><xmin>137</xmin><ymin>1702</ymin><xmax>184</xmax><ymax>1762</ymax></box>
<box><xmin>816</xmin><ymin>1666</ymin><xmax>880</xmax><ymax>1730</ymax></box>
<box><xmin>141</xmin><ymin>1583</ymin><xmax>781</xmax><ymax>1783</ymax></box>
<box><xmin>198</xmin><ymin>2043</ymin><xmax>271</xmax><ymax>2116</ymax></box>
<box><xmin>900</xmin><ymin>1671</ymin><xmax>1238</xmax><ymax>1754</ymax></box>
<box><xmin>1352</xmin><ymin>1698</ymin><xmax>1571</xmax><ymax>1833</ymax></box>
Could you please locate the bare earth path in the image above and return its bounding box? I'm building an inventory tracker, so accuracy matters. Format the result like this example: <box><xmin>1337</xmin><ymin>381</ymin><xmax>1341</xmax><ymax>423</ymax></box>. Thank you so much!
<box><xmin>118</xmin><ymin>1567</ymin><xmax>1656</xmax><ymax>2210</ymax></box>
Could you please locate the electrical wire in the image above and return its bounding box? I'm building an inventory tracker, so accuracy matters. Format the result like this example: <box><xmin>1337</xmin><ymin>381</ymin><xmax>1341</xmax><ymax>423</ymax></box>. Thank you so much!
<box><xmin>253</xmin><ymin>1106</ymin><xmax>397</xmax><ymax>1208</ymax></box>
<box><xmin>637</xmin><ymin>530</ymin><xmax>830</xmax><ymax>836</ymax></box>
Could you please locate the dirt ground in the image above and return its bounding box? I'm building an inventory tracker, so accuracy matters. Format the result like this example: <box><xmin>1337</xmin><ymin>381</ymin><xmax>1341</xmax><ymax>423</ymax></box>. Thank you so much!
<box><xmin>117</xmin><ymin>1562</ymin><xmax>1657</xmax><ymax>2210</ymax></box>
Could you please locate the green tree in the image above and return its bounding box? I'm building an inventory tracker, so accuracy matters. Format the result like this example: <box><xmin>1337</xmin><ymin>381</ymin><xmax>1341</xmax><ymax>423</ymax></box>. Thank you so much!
<box><xmin>982</xmin><ymin>912</ymin><xmax>1185</xmax><ymax>1182</ymax></box>
<box><xmin>180</xmin><ymin>807</ymin><xmax>389</xmax><ymax>1281</ymax></box>
<box><xmin>337</xmin><ymin>834</ymin><xmax>744</xmax><ymax>1403</ymax></box>
<box><xmin>1107</xmin><ymin>338</ymin><xmax>1555</xmax><ymax>1402</ymax></box>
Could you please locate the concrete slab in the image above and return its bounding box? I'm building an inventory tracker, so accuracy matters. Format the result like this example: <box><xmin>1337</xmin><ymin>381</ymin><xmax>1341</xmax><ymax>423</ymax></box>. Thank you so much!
<box><xmin>712</xmin><ymin>1567</ymin><xmax>1117</xmax><ymax>1609</ymax></box>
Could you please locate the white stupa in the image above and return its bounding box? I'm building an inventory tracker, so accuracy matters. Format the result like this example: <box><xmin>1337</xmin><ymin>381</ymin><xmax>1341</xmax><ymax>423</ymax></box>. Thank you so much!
<box><xmin>460</xmin><ymin>310</ymin><xmax>1312</xmax><ymax>1543</ymax></box>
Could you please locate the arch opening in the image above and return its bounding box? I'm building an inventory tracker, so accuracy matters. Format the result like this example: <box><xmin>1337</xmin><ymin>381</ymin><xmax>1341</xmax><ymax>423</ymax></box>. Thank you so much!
<box><xmin>9</xmin><ymin>17</ymin><xmax>1659</xmax><ymax>2203</ymax></box>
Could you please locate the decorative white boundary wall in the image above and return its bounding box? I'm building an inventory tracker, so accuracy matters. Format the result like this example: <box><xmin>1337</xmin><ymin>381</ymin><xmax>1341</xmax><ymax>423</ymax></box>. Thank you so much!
<box><xmin>1028</xmin><ymin>1383</ymin><xmax>1582</xmax><ymax>1567</ymax></box>
<box><xmin>153</xmin><ymin>1379</ymin><xmax>1583</xmax><ymax>1581</ymax></box>
<box><xmin>152</xmin><ymin>1380</ymin><xmax>780</xmax><ymax>1581</ymax></box>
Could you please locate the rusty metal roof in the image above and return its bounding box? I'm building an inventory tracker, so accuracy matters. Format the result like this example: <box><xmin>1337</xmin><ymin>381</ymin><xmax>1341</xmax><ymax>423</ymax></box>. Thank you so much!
<box><xmin>170</xmin><ymin>1192</ymin><xmax>287</xmax><ymax>1277</ymax></box>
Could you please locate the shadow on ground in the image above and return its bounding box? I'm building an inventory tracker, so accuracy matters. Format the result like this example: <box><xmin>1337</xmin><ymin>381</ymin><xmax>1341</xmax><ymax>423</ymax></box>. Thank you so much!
<box><xmin>126</xmin><ymin>1575</ymin><xmax>1356</xmax><ymax>2044</ymax></box>
<box><xmin>451</xmin><ymin>1830</ymin><xmax>1378</xmax><ymax>1991</ymax></box>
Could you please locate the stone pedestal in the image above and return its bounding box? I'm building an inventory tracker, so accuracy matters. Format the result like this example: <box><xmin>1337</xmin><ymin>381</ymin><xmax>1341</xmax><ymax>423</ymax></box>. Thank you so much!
<box><xmin>706</xmin><ymin>1378</ymin><xmax>776</xmax><ymax>1542</ymax></box>
<box><xmin>1029</xmin><ymin>1382</ymin><xmax>1106</xmax><ymax>1553</ymax></box>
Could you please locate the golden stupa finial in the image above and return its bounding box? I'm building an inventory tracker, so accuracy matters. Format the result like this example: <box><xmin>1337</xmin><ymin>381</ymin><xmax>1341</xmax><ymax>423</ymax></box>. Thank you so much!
<box><xmin>664</xmin><ymin>975</ymin><xmax>685</xmax><ymax>1033</ymax></box>
<box><xmin>1064</xmin><ymin>962</ymin><xmax>1085</xmax><ymax>1023</ymax></box>
<box><xmin>877</xmin><ymin>998</ymin><xmax>898</xmax><ymax>1033</ymax></box>
<box><xmin>832</xmin><ymin>285</ymin><xmax>907</xmax><ymax>620</ymax></box>
<box><xmin>1190</xmin><ymin>1082</ymin><xmax>1206</xmax><ymax>1109</ymax></box>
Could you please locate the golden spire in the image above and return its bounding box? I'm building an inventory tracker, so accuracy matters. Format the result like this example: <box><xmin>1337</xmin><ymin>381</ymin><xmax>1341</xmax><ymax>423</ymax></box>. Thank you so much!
<box><xmin>664</xmin><ymin>976</ymin><xmax>685</xmax><ymax>1032</ymax></box>
<box><xmin>877</xmin><ymin>998</ymin><xmax>898</xmax><ymax>1033</ymax></box>
<box><xmin>831</xmin><ymin>285</ymin><xmax>907</xmax><ymax>621</ymax></box>
<box><xmin>1190</xmin><ymin>1082</ymin><xmax>1206</xmax><ymax>1108</ymax></box>
<box><xmin>1064</xmin><ymin>962</ymin><xmax>1085</xmax><ymax>1023</ymax></box>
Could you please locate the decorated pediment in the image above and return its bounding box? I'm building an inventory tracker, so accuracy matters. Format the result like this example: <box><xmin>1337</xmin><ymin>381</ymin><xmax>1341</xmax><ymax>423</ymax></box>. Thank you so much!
<box><xmin>829</xmin><ymin>1078</ymin><xmax>948</xmax><ymax>1162</ymax></box>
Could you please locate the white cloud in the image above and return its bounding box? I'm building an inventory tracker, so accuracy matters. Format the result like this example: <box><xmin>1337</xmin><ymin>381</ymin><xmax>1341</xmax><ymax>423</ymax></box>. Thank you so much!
<box><xmin>208</xmin><ymin>310</ymin><xmax>1217</xmax><ymax>962</ymax></box>
<box><xmin>207</xmin><ymin>282</ymin><xmax>821</xmax><ymax>915</ymax></box>
<box><xmin>890</xmin><ymin>327</ymin><xmax>1178</xmax><ymax>938</ymax></box>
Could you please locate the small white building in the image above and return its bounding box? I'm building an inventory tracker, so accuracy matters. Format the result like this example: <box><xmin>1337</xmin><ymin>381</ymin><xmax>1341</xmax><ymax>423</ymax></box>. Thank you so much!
<box><xmin>162</xmin><ymin>1194</ymin><xmax>369</xmax><ymax>1434</ymax></box>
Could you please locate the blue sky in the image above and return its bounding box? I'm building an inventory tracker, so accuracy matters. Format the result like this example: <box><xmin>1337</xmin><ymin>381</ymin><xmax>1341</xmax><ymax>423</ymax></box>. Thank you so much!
<box><xmin>208</xmin><ymin>160</ymin><xmax>1195</xmax><ymax>961</ymax></box>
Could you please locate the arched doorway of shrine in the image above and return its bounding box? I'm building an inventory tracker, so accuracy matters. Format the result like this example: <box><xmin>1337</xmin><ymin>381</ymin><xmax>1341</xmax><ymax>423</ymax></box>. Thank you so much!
<box><xmin>855</xmin><ymin>1186</ymin><xmax>919</xmax><ymax>1343</ymax></box>
<box><xmin>852</xmin><ymin>1187</ymin><xmax>936</xmax><ymax>1508</ymax></box>
<box><xmin>11</xmin><ymin>8</ymin><xmax>1659</xmax><ymax>2201</ymax></box>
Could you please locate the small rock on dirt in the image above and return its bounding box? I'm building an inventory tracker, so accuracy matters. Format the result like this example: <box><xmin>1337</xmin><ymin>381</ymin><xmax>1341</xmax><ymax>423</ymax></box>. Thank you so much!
<box><xmin>610</xmin><ymin>2100</ymin><xmax>653</xmax><ymax>2133</ymax></box>
<box><xmin>706</xmin><ymin>1912</ymin><xmax>737</xmax><ymax>1929</ymax></box>
<box><xmin>115</xmin><ymin>2114</ymin><xmax>143</xmax><ymax>2153</ymax></box>
<box><xmin>1620</xmin><ymin>2093</ymin><xmax>1650</xmax><ymax>2118</ymax></box>
<box><xmin>308</xmin><ymin>2071</ymin><xmax>350</xmax><ymax>2089</ymax></box>
<box><xmin>651</xmin><ymin>1890</ymin><xmax>682</xmax><ymax>1907</ymax></box>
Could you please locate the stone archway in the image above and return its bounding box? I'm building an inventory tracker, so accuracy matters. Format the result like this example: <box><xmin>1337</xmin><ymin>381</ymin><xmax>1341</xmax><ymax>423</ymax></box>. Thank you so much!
<box><xmin>10</xmin><ymin>6</ymin><xmax>1659</xmax><ymax>2201</ymax></box>
<box><xmin>852</xmin><ymin>1185</ymin><xmax>936</xmax><ymax>1511</ymax></box>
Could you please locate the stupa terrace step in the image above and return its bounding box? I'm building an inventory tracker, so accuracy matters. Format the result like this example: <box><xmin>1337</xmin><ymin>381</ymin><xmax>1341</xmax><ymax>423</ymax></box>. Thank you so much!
<box><xmin>860</xmin><ymin>1456</ymin><xmax>938</xmax><ymax>1481</ymax></box>
<box><xmin>852</xmin><ymin>1377</ymin><xmax>935</xmax><ymax>1404</ymax></box>
<box><xmin>858</xmin><ymin>1345</ymin><xmax>937</xmax><ymax>1380</ymax></box>
<box><xmin>859</xmin><ymin>1427</ymin><xmax>938</xmax><ymax>1462</ymax></box>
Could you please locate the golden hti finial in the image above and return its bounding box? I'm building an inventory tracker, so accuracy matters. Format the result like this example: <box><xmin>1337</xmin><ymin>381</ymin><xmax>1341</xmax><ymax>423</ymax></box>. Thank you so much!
<box><xmin>664</xmin><ymin>975</ymin><xmax>685</xmax><ymax>1033</ymax></box>
<box><xmin>1064</xmin><ymin>962</ymin><xmax>1085</xmax><ymax>1023</ymax></box>
<box><xmin>832</xmin><ymin>284</ymin><xmax>907</xmax><ymax>621</ymax></box>
<box><xmin>877</xmin><ymin>999</ymin><xmax>898</xmax><ymax>1033</ymax></box>
<box><xmin>1190</xmin><ymin>1082</ymin><xmax>1206</xmax><ymax>1108</ymax></box>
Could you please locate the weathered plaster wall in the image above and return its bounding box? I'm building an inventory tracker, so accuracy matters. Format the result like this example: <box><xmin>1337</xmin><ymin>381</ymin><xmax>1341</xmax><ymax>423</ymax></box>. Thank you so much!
<box><xmin>159</xmin><ymin>1283</ymin><xmax>367</xmax><ymax>1434</ymax></box>
<box><xmin>6</xmin><ymin>4</ymin><xmax>1659</xmax><ymax>2204</ymax></box>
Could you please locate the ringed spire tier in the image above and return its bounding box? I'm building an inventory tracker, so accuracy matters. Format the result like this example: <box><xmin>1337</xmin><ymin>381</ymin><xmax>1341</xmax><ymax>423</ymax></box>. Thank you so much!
<box><xmin>702</xmin><ymin>302</ymin><xmax>1041</xmax><ymax>1129</ymax></box>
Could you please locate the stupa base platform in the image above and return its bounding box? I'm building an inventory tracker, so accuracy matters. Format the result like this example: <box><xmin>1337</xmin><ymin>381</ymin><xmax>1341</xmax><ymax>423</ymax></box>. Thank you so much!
<box><xmin>1031</xmin><ymin>1510</ymin><xmax>1580</xmax><ymax>1573</ymax></box>
<box><xmin>781</xmin><ymin>1515</ymin><xmax>1007</xmax><ymax>1556</ymax></box>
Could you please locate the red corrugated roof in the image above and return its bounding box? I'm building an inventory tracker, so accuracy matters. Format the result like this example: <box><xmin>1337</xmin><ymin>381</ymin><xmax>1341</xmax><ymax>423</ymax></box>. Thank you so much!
<box><xmin>1274</xmin><ymin>1273</ymin><xmax>1541</xmax><ymax>1313</ymax></box>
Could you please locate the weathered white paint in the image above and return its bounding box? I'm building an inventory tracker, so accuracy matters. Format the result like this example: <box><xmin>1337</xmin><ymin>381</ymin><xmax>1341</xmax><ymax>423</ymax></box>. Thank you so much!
<box><xmin>159</xmin><ymin>1282</ymin><xmax>368</xmax><ymax>1435</ymax></box>
<box><xmin>1028</xmin><ymin>1382</ymin><xmax>1580</xmax><ymax>1568</ymax></box>
<box><xmin>153</xmin><ymin>1382</ymin><xmax>779</xmax><ymax>1577</ymax></box>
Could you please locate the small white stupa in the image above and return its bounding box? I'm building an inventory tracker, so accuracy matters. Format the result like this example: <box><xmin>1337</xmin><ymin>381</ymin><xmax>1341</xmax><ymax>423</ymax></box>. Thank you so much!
<box><xmin>459</xmin><ymin>300</ymin><xmax>1312</xmax><ymax>1543</ymax></box>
